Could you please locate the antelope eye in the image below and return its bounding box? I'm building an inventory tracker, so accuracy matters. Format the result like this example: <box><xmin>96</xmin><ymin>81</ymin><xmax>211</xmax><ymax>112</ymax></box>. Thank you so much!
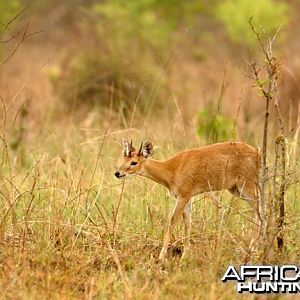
<box><xmin>130</xmin><ymin>161</ymin><xmax>138</xmax><ymax>166</ymax></box>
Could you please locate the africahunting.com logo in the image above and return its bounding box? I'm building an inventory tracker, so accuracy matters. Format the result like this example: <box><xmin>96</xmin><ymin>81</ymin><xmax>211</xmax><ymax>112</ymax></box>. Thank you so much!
<box><xmin>222</xmin><ymin>265</ymin><xmax>300</xmax><ymax>294</ymax></box>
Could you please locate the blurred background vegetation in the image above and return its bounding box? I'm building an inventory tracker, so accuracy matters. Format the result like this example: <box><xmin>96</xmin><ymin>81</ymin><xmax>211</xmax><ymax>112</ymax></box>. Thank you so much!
<box><xmin>0</xmin><ymin>0</ymin><xmax>299</xmax><ymax>150</ymax></box>
<box><xmin>0</xmin><ymin>1</ymin><xmax>300</xmax><ymax>298</ymax></box>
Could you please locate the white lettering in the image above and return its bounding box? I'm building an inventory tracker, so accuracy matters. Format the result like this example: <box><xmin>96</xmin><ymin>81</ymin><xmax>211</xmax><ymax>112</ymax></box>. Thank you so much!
<box><xmin>222</xmin><ymin>266</ymin><xmax>241</xmax><ymax>282</ymax></box>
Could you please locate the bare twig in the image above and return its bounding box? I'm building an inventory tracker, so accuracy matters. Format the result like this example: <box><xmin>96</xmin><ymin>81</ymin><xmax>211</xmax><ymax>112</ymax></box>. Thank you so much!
<box><xmin>249</xmin><ymin>17</ymin><xmax>285</xmax><ymax>259</ymax></box>
<box><xmin>1</xmin><ymin>22</ymin><xmax>41</xmax><ymax>65</ymax></box>
<box><xmin>0</xmin><ymin>5</ymin><xmax>42</xmax><ymax>65</ymax></box>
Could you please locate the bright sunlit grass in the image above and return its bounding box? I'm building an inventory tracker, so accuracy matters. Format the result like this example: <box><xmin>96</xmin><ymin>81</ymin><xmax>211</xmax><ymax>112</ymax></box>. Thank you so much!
<box><xmin>0</xmin><ymin>124</ymin><xmax>299</xmax><ymax>299</ymax></box>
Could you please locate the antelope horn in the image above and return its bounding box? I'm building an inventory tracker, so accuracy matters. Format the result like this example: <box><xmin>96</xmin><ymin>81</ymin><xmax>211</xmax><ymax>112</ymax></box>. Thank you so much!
<box><xmin>138</xmin><ymin>142</ymin><xmax>143</xmax><ymax>156</ymax></box>
<box><xmin>129</xmin><ymin>139</ymin><xmax>133</xmax><ymax>156</ymax></box>
<box><xmin>123</xmin><ymin>138</ymin><xmax>132</xmax><ymax>157</ymax></box>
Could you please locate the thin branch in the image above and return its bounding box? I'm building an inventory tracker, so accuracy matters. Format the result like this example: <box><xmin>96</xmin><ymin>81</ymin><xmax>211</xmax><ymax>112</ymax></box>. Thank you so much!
<box><xmin>1</xmin><ymin>24</ymin><xmax>43</xmax><ymax>65</ymax></box>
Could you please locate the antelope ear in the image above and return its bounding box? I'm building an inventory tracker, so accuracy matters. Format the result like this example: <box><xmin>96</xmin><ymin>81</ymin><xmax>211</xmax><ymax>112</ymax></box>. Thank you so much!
<box><xmin>142</xmin><ymin>141</ymin><xmax>153</xmax><ymax>158</ymax></box>
<box><xmin>122</xmin><ymin>138</ymin><xmax>131</xmax><ymax>157</ymax></box>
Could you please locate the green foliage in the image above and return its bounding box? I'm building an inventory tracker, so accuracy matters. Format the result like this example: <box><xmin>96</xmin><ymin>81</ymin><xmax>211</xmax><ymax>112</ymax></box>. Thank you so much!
<box><xmin>58</xmin><ymin>1</ymin><xmax>204</xmax><ymax>114</ymax></box>
<box><xmin>197</xmin><ymin>106</ymin><xmax>234</xmax><ymax>143</ymax></box>
<box><xmin>59</xmin><ymin>51</ymin><xmax>161</xmax><ymax>113</ymax></box>
<box><xmin>93</xmin><ymin>0</ymin><xmax>204</xmax><ymax>53</ymax></box>
<box><xmin>215</xmin><ymin>0</ymin><xmax>288</xmax><ymax>47</ymax></box>
<box><xmin>0</xmin><ymin>0</ymin><xmax>20</xmax><ymax>28</ymax></box>
<box><xmin>0</xmin><ymin>0</ymin><xmax>20</xmax><ymax>61</ymax></box>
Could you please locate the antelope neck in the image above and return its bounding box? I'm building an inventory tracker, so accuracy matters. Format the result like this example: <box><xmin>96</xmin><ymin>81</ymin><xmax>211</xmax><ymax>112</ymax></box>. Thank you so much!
<box><xmin>142</xmin><ymin>159</ymin><xmax>173</xmax><ymax>189</ymax></box>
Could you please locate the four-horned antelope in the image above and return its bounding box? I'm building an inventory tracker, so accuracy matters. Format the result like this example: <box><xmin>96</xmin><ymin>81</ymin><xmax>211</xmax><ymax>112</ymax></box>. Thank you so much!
<box><xmin>115</xmin><ymin>139</ymin><xmax>260</xmax><ymax>262</ymax></box>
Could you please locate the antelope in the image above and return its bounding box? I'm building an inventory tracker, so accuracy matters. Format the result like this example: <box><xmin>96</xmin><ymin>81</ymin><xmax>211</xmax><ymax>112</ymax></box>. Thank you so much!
<box><xmin>114</xmin><ymin>139</ymin><xmax>260</xmax><ymax>262</ymax></box>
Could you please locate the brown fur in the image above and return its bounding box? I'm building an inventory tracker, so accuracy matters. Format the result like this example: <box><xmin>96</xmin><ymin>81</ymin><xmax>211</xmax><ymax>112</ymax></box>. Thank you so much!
<box><xmin>115</xmin><ymin>140</ymin><xmax>260</xmax><ymax>261</ymax></box>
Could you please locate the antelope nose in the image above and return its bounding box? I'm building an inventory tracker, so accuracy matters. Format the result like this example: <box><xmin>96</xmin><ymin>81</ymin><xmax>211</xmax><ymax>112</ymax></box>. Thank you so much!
<box><xmin>114</xmin><ymin>171</ymin><xmax>120</xmax><ymax>178</ymax></box>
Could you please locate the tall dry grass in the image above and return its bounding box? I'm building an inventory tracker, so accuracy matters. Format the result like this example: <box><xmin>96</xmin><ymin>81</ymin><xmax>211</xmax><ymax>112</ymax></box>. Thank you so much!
<box><xmin>0</xmin><ymin>4</ymin><xmax>299</xmax><ymax>299</ymax></box>
<box><xmin>0</xmin><ymin>91</ymin><xmax>299</xmax><ymax>299</ymax></box>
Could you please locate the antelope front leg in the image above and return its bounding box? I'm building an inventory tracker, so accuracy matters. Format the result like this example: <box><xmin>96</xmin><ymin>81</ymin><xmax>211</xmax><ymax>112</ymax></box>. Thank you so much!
<box><xmin>159</xmin><ymin>198</ymin><xmax>188</xmax><ymax>262</ymax></box>
<box><xmin>182</xmin><ymin>200</ymin><xmax>192</xmax><ymax>259</ymax></box>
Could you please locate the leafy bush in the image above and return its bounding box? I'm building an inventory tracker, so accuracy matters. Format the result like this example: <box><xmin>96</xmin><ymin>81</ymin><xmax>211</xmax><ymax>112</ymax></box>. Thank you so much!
<box><xmin>92</xmin><ymin>1</ymin><xmax>204</xmax><ymax>54</ymax></box>
<box><xmin>197</xmin><ymin>105</ymin><xmax>234</xmax><ymax>143</ymax></box>
<box><xmin>215</xmin><ymin>0</ymin><xmax>288</xmax><ymax>47</ymax></box>
<box><xmin>58</xmin><ymin>51</ymin><xmax>162</xmax><ymax>114</ymax></box>
<box><xmin>56</xmin><ymin>0</ymin><xmax>203</xmax><ymax>114</ymax></box>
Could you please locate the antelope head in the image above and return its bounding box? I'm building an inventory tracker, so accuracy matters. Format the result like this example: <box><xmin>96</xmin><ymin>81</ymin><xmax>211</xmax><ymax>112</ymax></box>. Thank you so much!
<box><xmin>114</xmin><ymin>139</ymin><xmax>153</xmax><ymax>178</ymax></box>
